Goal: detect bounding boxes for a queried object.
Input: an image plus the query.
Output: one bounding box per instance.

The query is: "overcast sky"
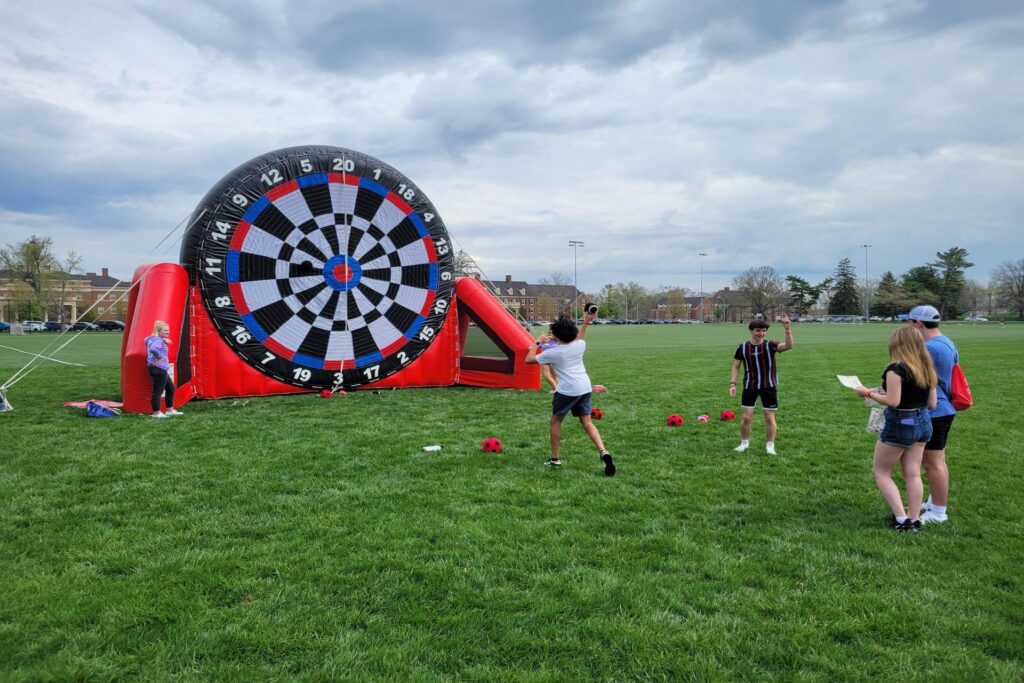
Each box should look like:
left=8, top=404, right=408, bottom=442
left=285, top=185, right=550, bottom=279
left=1, top=0, right=1021, bottom=295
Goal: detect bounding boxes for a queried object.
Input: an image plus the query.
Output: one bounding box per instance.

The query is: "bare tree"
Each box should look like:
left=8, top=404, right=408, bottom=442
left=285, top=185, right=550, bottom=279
left=0, top=235, right=59, bottom=319
left=453, top=249, right=476, bottom=278
left=992, top=259, right=1024, bottom=320
left=50, top=251, right=83, bottom=324
left=732, top=266, right=785, bottom=317
left=539, top=273, right=576, bottom=313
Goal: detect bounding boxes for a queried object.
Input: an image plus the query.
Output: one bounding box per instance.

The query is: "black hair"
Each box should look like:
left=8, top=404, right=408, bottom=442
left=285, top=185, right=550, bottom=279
left=550, top=315, right=578, bottom=343
left=748, top=319, right=769, bottom=331
left=921, top=321, right=940, bottom=330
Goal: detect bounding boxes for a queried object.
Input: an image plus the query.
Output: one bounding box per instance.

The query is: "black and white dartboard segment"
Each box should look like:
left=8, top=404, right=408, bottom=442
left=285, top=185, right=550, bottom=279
left=185, top=147, right=454, bottom=389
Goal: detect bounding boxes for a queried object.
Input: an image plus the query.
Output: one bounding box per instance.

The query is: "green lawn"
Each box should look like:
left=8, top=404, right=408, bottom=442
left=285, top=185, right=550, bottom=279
left=1, top=323, right=1022, bottom=680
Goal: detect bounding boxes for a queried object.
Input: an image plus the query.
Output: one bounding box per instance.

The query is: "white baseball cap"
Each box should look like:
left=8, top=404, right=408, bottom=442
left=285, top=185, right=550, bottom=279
left=908, top=305, right=941, bottom=322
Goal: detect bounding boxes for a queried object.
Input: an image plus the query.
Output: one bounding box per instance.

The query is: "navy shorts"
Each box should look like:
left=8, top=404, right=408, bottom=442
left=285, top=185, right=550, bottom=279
left=741, top=387, right=778, bottom=410
left=879, top=407, right=933, bottom=448
left=552, top=392, right=592, bottom=417
left=925, top=414, right=955, bottom=451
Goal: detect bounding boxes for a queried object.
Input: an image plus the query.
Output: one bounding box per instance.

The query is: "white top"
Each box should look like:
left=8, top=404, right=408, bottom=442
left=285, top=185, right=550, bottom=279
left=537, top=340, right=592, bottom=396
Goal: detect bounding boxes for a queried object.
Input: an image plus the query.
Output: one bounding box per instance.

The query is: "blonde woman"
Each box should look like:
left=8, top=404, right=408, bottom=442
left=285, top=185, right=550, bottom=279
left=145, top=320, right=182, bottom=418
left=853, top=326, right=937, bottom=532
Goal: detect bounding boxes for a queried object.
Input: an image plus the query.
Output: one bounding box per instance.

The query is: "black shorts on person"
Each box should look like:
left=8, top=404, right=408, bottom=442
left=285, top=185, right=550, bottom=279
left=926, top=414, right=955, bottom=450
left=552, top=392, right=592, bottom=417
left=741, top=387, right=778, bottom=410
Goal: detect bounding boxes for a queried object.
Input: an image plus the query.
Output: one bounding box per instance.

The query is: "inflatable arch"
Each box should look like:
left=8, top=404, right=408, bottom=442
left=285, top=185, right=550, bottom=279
left=121, top=146, right=539, bottom=413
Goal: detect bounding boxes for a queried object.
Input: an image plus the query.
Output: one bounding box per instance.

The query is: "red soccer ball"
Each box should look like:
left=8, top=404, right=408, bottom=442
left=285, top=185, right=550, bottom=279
left=666, top=414, right=684, bottom=427
left=482, top=437, right=503, bottom=453
left=319, top=389, right=333, bottom=398
left=591, top=407, right=604, bottom=420
left=720, top=410, right=736, bottom=421
left=697, top=414, right=709, bottom=423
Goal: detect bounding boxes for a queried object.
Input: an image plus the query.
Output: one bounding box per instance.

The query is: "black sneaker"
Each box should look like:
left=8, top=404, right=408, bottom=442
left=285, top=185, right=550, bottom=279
left=545, top=459, right=562, bottom=468
left=601, top=451, right=616, bottom=477
left=895, top=518, right=922, bottom=533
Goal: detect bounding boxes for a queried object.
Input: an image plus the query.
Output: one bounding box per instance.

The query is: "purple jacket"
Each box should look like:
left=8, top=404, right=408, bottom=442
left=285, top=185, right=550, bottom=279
left=145, top=335, right=170, bottom=370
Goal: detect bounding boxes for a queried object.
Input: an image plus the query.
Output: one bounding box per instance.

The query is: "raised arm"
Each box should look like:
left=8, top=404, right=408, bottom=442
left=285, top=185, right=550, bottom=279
left=576, top=311, right=596, bottom=340
left=777, top=315, right=794, bottom=351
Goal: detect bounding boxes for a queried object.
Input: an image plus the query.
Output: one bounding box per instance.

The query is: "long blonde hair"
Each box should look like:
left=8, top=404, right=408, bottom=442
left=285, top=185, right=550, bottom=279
left=151, top=320, right=169, bottom=336
left=888, top=326, right=937, bottom=389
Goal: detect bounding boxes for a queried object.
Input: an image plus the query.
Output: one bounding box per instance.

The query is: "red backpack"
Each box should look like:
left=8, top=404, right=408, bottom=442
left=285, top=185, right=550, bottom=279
left=935, top=336, right=971, bottom=411
left=949, top=362, right=973, bottom=411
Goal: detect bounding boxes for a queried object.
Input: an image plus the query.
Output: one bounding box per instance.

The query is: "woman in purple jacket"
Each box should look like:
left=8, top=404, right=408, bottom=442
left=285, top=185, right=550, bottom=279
left=145, top=320, right=182, bottom=418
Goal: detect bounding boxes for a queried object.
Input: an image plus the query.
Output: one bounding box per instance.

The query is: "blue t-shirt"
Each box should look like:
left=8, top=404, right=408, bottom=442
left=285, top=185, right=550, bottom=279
left=926, top=335, right=958, bottom=418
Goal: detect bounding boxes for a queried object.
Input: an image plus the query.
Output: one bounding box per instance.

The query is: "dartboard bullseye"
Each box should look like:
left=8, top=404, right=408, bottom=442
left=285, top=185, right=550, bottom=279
left=181, top=146, right=455, bottom=389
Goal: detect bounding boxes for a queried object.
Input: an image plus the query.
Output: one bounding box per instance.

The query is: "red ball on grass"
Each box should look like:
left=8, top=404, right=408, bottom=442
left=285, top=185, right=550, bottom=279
left=482, top=437, right=503, bottom=453
left=666, top=414, right=683, bottom=427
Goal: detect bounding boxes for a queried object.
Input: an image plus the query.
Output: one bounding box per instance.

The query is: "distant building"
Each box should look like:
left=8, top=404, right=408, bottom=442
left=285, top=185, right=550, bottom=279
left=0, top=266, right=130, bottom=323
left=471, top=274, right=586, bottom=321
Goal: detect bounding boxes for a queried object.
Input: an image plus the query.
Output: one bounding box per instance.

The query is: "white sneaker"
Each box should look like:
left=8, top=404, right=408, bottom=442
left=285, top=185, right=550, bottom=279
left=765, top=443, right=776, bottom=455
left=920, top=509, right=948, bottom=524
left=152, top=412, right=168, bottom=419
left=166, top=408, right=183, bottom=416
left=734, top=443, right=749, bottom=452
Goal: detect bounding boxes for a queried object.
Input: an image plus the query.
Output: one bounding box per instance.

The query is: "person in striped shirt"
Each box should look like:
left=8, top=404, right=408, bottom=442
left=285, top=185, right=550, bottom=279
left=728, top=315, right=793, bottom=454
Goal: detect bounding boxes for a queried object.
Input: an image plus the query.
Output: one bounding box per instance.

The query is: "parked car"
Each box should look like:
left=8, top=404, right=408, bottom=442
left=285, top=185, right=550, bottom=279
left=0, top=321, right=10, bottom=332
left=70, top=321, right=99, bottom=331
left=22, top=320, right=45, bottom=332
left=44, top=321, right=64, bottom=332
left=964, top=315, right=988, bottom=322
left=96, top=320, right=126, bottom=331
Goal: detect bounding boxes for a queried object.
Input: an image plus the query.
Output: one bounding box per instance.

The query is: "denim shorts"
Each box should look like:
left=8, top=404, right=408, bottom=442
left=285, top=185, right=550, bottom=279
left=878, top=407, right=933, bottom=448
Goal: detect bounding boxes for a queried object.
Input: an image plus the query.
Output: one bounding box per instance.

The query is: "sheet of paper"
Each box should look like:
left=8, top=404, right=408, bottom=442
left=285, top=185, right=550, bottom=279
left=836, top=375, right=862, bottom=389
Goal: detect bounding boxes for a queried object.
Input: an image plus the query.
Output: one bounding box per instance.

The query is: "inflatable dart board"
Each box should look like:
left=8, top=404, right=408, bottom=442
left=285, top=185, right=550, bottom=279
left=180, top=146, right=455, bottom=390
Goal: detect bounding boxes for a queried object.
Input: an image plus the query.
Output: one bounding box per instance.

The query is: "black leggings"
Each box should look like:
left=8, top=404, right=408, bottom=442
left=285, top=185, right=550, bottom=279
left=149, top=366, right=175, bottom=413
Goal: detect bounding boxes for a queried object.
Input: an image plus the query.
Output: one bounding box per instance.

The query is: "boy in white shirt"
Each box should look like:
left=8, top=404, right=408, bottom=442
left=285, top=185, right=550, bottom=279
left=526, top=311, right=615, bottom=476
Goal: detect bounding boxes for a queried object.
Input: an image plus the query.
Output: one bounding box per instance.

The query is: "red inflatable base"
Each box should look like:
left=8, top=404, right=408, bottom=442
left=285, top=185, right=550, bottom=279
left=121, top=266, right=539, bottom=413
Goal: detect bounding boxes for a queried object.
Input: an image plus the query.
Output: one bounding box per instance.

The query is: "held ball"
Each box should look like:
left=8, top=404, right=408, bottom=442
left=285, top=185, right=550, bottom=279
left=591, top=407, right=604, bottom=420
left=482, top=437, right=503, bottom=453
left=697, top=414, right=709, bottom=423
left=719, top=410, right=736, bottom=421
left=666, top=414, right=684, bottom=427
left=584, top=303, right=598, bottom=315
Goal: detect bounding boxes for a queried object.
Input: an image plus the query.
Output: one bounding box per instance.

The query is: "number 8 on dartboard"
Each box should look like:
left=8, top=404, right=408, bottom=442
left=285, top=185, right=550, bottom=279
left=181, top=146, right=456, bottom=390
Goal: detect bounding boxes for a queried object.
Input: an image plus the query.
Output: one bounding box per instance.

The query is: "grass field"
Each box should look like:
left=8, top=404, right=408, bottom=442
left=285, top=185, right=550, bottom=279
left=2, top=323, right=1023, bottom=680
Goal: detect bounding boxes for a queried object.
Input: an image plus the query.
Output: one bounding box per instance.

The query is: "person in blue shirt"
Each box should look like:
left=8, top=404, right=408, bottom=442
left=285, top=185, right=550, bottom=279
left=907, top=305, right=957, bottom=524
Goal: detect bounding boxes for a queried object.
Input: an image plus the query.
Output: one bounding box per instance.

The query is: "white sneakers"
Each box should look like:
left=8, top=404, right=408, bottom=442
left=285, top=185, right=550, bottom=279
left=166, top=409, right=183, bottom=416
left=733, top=442, right=776, bottom=454
left=152, top=412, right=168, bottom=419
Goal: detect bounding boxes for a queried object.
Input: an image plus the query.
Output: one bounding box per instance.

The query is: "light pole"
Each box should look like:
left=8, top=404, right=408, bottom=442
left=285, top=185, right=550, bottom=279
left=699, top=251, right=707, bottom=321
left=569, top=240, right=584, bottom=319
left=860, top=244, right=871, bottom=322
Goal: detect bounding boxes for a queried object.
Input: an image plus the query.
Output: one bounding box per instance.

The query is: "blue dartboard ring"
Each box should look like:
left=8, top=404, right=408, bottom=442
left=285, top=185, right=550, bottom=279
left=181, top=146, right=455, bottom=390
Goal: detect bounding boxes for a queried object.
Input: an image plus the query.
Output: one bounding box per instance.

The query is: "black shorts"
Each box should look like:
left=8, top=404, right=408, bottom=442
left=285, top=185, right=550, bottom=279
left=925, top=414, right=955, bottom=451
left=741, top=387, right=778, bottom=410
left=552, top=392, right=592, bottom=417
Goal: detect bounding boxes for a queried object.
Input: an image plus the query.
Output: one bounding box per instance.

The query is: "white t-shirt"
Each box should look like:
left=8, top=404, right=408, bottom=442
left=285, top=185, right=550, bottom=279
left=537, top=340, right=592, bottom=397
